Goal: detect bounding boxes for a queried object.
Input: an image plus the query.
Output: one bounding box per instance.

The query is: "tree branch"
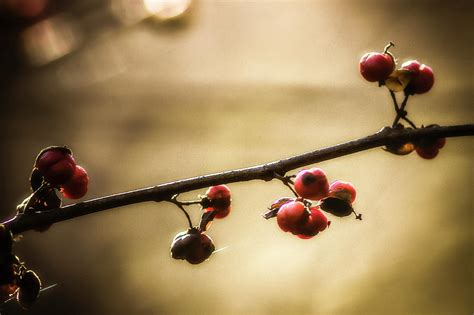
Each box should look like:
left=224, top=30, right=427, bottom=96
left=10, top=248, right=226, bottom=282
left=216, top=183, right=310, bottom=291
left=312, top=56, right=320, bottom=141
left=4, top=124, right=474, bottom=234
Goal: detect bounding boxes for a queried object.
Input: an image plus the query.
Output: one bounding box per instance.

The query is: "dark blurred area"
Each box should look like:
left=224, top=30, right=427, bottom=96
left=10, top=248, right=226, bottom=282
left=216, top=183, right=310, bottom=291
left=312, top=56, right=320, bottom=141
left=0, top=0, right=473, bottom=314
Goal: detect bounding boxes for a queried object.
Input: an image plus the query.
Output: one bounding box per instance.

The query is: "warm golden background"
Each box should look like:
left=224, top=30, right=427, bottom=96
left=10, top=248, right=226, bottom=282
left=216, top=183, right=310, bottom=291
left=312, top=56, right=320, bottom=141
left=0, top=1, right=472, bottom=314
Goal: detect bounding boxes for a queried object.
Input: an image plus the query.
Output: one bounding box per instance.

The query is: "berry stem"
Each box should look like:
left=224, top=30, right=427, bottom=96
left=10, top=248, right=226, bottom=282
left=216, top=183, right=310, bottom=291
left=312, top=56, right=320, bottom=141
left=273, top=172, right=298, bottom=197
left=383, top=41, right=395, bottom=63
left=392, top=95, right=410, bottom=127
left=168, top=194, right=193, bottom=229
left=389, top=90, right=400, bottom=112
left=383, top=41, right=395, bottom=55
left=401, top=116, right=417, bottom=129
left=19, top=182, right=51, bottom=214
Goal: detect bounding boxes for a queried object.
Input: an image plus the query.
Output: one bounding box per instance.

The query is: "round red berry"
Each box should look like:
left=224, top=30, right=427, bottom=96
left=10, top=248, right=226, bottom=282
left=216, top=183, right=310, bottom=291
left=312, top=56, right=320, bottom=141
left=401, top=60, right=434, bottom=94
left=35, top=147, right=76, bottom=185
left=415, top=146, right=439, bottom=159
left=276, top=201, right=309, bottom=233
left=415, top=136, right=446, bottom=160
left=359, top=52, right=395, bottom=82
left=328, top=180, right=356, bottom=204
left=205, top=185, right=231, bottom=211
left=60, top=165, right=89, bottom=199
left=294, top=168, right=329, bottom=201
left=296, top=207, right=329, bottom=239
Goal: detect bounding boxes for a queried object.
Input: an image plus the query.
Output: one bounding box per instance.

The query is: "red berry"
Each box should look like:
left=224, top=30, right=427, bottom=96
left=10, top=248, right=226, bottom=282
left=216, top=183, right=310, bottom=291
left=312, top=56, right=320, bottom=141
left=415, top=146, right=439, bottom=159
left=205, top=185, right=231, bottom=211
left=60, top=165, right=89, bottom=199
left=415, top=136, right=446, bottom=159
left=204, top=206, right=230, bottom=219
left=276, top=201, right=309, bottom=233
left=401, top=60, right=434, bottom=94
left=328, top=180, right=356, bottom=204
left=296, top=207, right=329, bottom=239
left=294, top=168, right=329, bottom=201
left=35, top=147, right=76, bottom=185
left=359, top=52, right=395, bottom=82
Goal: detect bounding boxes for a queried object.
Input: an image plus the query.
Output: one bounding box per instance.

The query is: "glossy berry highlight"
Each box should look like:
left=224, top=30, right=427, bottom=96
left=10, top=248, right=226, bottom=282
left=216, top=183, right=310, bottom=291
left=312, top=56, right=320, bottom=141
left=294, top=168, right=329, bottom=201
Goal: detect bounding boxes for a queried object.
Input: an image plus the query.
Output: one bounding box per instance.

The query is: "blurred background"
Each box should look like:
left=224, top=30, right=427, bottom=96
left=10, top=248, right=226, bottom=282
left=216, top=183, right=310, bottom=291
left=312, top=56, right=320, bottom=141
left=0, top=0, right=473, bottom=314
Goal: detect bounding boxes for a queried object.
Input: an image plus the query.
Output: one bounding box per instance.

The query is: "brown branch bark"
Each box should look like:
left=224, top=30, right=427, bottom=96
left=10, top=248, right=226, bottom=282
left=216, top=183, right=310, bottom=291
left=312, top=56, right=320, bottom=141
left=4, top=124, right=474, bottom=234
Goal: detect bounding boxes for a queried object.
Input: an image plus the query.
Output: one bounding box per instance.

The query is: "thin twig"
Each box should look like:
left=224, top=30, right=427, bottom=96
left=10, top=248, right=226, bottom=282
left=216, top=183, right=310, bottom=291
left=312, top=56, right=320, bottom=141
left=3, top=124, right=474, bottom=234
left=392, top=95, right=410, bottom=127
left=168, top=195, right=194, bottom=229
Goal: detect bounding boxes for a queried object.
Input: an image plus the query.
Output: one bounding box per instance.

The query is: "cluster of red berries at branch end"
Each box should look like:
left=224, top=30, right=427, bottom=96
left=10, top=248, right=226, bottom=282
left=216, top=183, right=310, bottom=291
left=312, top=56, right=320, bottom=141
left=0, top=225, right=41, bottom=310
left=359, top=42, right=434, bottom=95
left=15, top=146, right=89, bottom=232
left=384, top=124, right=447, bottom=160
left=170, top=185, right=231, bottom=264
left=264, top=168, right=359, bottom=240
left=34, top=146, right=89, bottom=199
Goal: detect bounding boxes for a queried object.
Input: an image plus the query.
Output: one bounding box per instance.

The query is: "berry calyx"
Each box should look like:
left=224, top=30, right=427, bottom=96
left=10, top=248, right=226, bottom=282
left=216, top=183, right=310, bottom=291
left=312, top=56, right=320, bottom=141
left=401, top=60, right=435, bottom=95
left=359, top=44, right=395, bottom=82
left=294, top=168, right=329, bottom=201
left=170, top=228, right=215, bottom=264
left=60, top=165, right=89, bottom=199
left=35, top=147, right=76, bottom=185
left=276, top=201, right=309, bottom=233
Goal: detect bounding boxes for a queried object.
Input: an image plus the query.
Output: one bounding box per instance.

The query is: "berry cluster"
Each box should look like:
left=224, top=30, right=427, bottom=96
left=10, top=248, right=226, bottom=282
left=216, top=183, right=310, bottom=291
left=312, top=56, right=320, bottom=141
left=170, top=185, right=231, bottom=264
left=359, top=43, right=446, bottom=160
left=359, top=42, right=434, bottom=95
left=34, top=146, right=89, bottom=199
left=384, top=124, right=447, bottom=159
left=264, top=168, right=358, bottom=239
left=14, top=147, right=90, bottom=232
left=0, top=225, right=41, bottom=310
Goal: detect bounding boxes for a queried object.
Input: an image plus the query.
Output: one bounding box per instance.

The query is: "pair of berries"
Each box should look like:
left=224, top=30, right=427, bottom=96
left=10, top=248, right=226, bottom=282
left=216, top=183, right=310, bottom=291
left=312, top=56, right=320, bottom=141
left=359, top=44, right=434, bottom=95
left=294, top=168, right=357, bottom=218
left=385, top=125, right=446, bottom=160
left=34, top=146, right=89, bottom=199
left=276, top=201, right=329, bottom=239
left=0, top=225, right=41, bottom=310
left=270, top=168, right=358, bottom=239
left=170, top=185, right=231, bottom=264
